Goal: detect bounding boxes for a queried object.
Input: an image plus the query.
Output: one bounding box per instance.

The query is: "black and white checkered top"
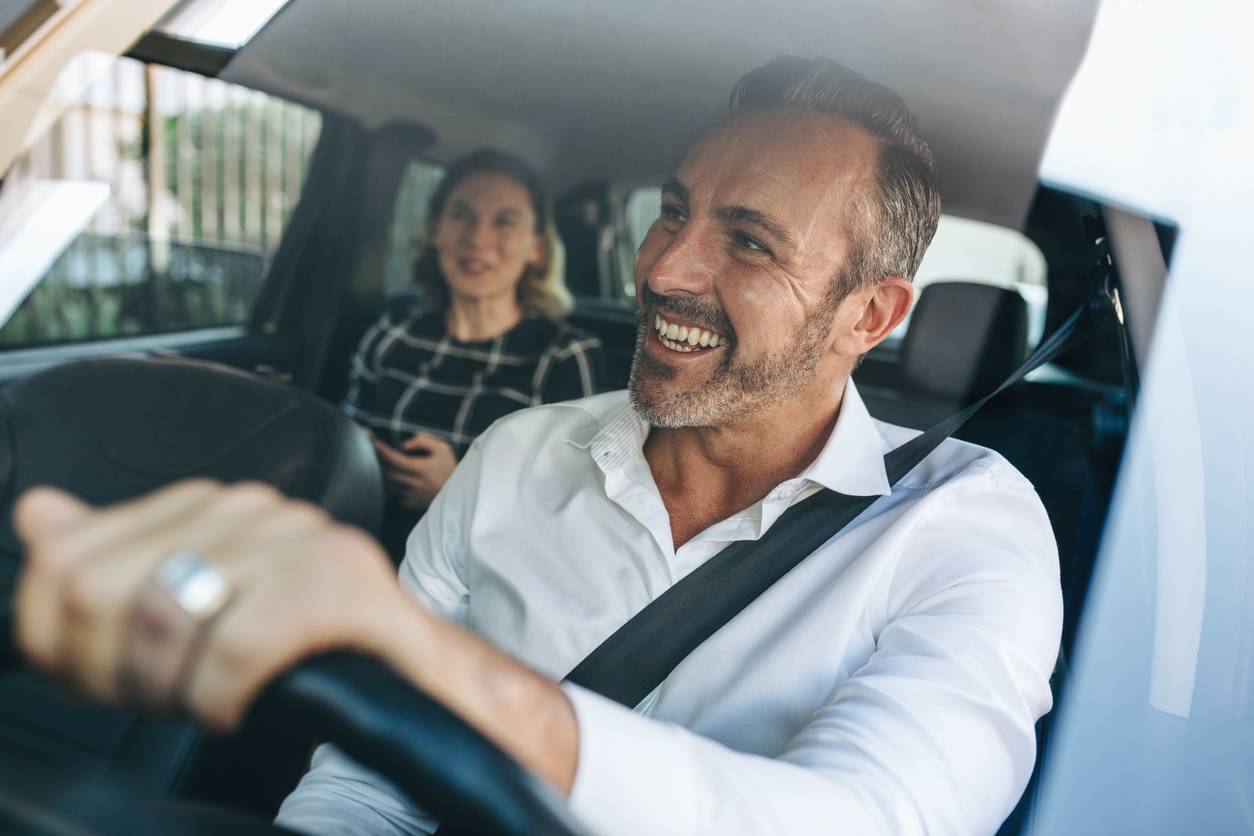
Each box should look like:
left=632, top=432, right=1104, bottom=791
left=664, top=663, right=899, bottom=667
left=343, top=306, right=606, bottom=456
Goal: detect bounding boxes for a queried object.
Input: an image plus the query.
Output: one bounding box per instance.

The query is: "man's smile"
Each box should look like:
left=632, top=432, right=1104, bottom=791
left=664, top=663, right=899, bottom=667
left=651, top=313, right=726, bottom=354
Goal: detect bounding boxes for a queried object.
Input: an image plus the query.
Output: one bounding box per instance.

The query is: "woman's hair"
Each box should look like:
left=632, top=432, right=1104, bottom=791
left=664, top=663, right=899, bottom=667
left=413, top=148, right=573, bottom=318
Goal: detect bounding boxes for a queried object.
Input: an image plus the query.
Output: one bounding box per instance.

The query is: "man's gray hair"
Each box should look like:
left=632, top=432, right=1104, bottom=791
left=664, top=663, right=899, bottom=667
left=730, top=56, right=942, bottom=293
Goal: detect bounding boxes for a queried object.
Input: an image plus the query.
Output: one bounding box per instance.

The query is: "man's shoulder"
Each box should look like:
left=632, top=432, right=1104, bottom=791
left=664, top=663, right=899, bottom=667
left=872, top=417, right=1037, bottom=497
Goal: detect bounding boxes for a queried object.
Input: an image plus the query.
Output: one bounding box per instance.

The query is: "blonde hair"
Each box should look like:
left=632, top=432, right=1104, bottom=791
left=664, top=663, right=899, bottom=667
left=413, top=148, right=573, bottom=318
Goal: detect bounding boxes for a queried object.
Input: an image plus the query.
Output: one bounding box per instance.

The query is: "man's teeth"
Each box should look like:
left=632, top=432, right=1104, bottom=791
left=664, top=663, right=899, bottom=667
left=653, top=314, right=723, bottom=353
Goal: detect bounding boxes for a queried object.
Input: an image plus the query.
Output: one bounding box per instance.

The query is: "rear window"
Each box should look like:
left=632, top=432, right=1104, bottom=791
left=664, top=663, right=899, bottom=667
left=0, top=55, right=321, bottom=348
left=381, top=159, right=444, bottom=295
left=620, top=187, right=1047, bottom=345
left=908, top=216, right=1047, bottom=345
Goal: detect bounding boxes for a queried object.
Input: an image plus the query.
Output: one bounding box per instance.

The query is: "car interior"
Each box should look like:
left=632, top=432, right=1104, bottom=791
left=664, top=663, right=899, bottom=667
left=0, top=0, right=1175, bottom=833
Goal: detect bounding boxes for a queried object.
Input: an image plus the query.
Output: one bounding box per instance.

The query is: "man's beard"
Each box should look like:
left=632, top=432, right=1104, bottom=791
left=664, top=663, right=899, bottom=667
left=628, top=288, right=840, bottom=429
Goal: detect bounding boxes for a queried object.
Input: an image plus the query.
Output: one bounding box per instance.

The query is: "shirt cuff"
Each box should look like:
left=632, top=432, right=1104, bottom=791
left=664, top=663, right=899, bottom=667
left=561, top=683, right=700, bottom=836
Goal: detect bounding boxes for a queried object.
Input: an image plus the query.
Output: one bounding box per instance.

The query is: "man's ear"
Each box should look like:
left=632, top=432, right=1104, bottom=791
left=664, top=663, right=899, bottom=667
left=847, top=277, right=913, bottom=353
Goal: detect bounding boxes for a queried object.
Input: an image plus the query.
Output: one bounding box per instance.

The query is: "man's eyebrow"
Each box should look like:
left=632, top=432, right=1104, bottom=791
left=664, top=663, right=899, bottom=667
left=715, top=205, right=795, bottom=250
left=660, top=177, right=690, bottom=203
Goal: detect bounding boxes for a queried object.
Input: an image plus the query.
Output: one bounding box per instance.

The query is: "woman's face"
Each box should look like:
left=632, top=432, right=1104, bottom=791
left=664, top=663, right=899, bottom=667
left=432, top=172, right=543, bottom=306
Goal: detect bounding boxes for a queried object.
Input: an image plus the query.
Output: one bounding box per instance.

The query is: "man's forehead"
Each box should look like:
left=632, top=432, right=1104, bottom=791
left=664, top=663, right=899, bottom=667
left=673, top=110, right=878, bottom=212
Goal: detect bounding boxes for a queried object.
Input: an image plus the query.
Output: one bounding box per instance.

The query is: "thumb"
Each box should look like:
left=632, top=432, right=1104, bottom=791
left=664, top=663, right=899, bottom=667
left=14, top=486, right=93, bottom=546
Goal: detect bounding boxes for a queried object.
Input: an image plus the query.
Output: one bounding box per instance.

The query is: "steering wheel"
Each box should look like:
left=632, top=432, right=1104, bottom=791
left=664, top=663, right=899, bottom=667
left=0, top=599, right=586, bottom=836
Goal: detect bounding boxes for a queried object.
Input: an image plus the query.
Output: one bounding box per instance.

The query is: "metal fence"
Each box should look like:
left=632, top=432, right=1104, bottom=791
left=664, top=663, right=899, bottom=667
left=0, top=56, right=321, bottom=347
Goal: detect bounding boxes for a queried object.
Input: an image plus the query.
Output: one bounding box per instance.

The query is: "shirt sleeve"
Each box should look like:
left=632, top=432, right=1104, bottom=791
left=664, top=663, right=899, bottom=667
left=274, top=442, right=486, bottom=835
left=540, top=335, right=606, bottom=403
left=560, top=479, right=1062, bottom=836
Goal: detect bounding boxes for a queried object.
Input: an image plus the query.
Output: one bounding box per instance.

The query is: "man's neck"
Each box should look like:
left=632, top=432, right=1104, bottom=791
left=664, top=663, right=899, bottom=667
left=644, top=376, right=847, bottom=548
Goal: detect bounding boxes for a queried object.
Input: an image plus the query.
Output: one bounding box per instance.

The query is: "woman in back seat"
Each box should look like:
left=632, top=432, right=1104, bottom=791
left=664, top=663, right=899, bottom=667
left=343, top=148, right=605, bottom=560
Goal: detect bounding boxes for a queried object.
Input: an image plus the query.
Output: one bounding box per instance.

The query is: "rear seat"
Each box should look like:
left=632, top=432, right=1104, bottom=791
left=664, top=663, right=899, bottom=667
left=858, top=281, right=1124, bottom=655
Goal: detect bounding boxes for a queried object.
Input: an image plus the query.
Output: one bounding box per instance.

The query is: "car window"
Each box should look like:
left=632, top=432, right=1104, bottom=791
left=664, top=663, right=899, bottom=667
left=0, top=55, right=321, bottom=349
left=381, top=158, right=444, bottom=296
left=621, top=187, right=1047, bottom=345
left=907, top=216, right=1047, bottom=345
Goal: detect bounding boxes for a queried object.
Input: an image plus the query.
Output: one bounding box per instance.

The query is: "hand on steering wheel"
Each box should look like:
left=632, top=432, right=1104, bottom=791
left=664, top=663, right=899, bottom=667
left=12, top=480, right=416, bottom=729
left=4, top=480, right=583, bottom=836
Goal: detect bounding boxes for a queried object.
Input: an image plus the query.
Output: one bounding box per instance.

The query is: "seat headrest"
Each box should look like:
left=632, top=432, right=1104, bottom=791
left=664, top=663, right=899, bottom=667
left=901, top=282, right=1029, bottom=402
left=0, top=356, right=383, bottom=560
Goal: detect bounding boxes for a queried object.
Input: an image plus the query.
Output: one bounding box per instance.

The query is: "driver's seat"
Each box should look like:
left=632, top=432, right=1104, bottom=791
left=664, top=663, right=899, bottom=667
left=0, top=355, right=384, bottom=814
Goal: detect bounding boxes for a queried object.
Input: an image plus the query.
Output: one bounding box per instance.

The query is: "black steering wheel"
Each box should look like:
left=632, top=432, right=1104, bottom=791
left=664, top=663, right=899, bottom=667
left=0, top=600, right=586, bottom=836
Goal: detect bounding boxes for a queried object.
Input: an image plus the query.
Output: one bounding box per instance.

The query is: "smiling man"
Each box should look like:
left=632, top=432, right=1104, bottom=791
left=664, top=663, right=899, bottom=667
left=14, top=57, right=1060, bottom=835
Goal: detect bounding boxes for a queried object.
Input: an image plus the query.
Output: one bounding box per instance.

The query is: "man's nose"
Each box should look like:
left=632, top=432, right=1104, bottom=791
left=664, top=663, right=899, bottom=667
left=645, top=224, right=717, bottom=298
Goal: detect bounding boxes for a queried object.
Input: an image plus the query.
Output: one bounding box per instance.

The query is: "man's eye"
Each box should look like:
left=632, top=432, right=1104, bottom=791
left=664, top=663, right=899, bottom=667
left=659, top=203, right=686, bottom=223
left=732, top=231, right=771, bottom=255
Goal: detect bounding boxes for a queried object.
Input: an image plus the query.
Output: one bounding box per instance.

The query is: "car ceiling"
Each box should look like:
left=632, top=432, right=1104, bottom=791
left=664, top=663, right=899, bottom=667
left=221, top=0, right=1098, bottom=229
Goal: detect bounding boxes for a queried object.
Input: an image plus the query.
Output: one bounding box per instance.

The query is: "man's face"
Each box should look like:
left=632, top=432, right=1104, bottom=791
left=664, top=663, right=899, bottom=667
left=629, top=110, right=880, bottom=428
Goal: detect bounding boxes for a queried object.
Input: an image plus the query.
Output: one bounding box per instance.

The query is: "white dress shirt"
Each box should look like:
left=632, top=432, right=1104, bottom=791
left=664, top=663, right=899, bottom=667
left=276, top=380, right=1062, bottom=836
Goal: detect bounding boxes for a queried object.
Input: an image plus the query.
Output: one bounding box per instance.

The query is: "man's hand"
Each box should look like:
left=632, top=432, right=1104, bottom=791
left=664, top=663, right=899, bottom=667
left=12, top=481, right=419, bottom=729
left=11, top=480, right=578, bottom=790
left=372, top=432, right=458, bottom=510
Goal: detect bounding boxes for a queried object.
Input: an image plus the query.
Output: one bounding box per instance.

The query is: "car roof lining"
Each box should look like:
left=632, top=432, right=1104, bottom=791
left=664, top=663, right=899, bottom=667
left=219, top=0, right=1098, bottom=230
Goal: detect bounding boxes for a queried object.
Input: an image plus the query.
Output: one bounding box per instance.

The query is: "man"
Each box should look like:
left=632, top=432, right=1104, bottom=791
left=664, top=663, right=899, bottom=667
left=13, top=57, right=1060, bottom=835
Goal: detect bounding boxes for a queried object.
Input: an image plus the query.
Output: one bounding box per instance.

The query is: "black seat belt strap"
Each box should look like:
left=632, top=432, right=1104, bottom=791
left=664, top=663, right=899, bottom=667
left=564, top=301, right=1096, bottom=709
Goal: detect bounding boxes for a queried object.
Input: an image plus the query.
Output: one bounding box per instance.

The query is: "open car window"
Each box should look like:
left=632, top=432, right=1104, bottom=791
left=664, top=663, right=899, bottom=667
left=0, top=53, right=320, bottom=349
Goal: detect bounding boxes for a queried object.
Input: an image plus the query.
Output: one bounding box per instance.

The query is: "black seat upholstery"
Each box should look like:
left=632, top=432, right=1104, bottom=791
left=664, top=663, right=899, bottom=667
left=0, top=355, right=383, bottom=812
left=864, top=281, right=1029, bottom=428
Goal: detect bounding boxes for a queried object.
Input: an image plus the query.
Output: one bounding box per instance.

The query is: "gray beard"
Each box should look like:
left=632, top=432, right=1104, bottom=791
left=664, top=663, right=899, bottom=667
left=627, top=307, right=836, bottom=429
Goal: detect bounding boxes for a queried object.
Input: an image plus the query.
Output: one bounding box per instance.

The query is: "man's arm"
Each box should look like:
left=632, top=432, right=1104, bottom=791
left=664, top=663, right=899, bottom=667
left=277, top=437, right=526, bottom=836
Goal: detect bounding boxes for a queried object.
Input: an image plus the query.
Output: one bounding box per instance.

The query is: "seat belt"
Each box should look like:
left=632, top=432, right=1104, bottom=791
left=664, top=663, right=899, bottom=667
left=563, top=297, right=1101, bottom=709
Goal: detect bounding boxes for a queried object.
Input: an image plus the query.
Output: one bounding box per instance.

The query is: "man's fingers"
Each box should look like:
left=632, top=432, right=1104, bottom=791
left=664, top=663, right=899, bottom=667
left=22, top=480, right=222, bottom=574
left=183, top=525, right=397, bottom=729
left=52, top=483, right=279, bottom=699
left=14, top=486, right=94, bottom=545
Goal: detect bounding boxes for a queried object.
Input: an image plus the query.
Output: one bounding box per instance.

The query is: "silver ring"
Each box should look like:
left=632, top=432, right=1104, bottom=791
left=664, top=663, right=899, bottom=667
left=152, top=549, right=232, bottom=623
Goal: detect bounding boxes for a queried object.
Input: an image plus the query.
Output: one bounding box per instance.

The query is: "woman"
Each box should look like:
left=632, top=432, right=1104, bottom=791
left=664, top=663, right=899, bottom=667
left=344, top=148, right=605, bottom=559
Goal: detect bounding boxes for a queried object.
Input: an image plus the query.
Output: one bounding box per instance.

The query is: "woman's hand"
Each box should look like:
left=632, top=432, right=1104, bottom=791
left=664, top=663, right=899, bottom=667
left=371, top=432, right=458, bottom=510
left=12, top=481, right=429, bottom=730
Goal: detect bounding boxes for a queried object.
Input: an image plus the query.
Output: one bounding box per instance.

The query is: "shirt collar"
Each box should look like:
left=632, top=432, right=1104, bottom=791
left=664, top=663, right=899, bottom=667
left=796, top=378, right=892, bottom=497
left=573, top=379, right=891, bottom=498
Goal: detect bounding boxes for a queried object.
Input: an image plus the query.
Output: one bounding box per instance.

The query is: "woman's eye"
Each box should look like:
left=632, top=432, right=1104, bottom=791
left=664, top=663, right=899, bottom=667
left=495, top=216, right=517, bottom=228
